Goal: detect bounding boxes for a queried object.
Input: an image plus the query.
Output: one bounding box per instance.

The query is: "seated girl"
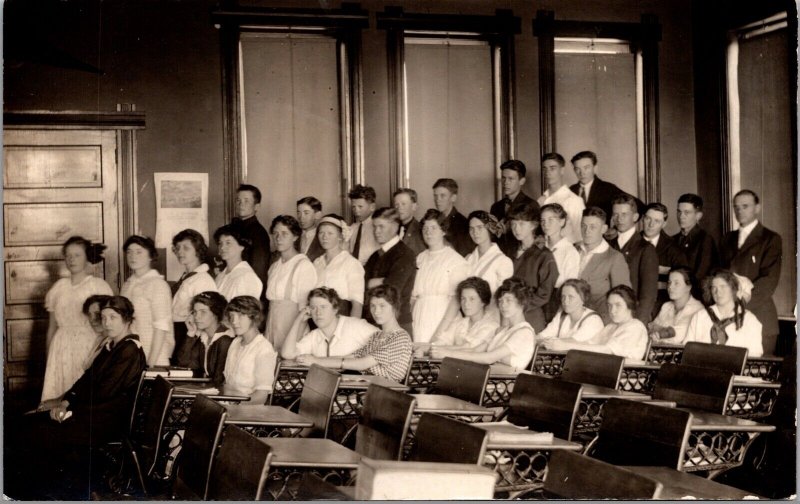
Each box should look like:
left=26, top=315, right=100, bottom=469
left=685, top=269, right=763, bottom=357
left=544, top=285, right=648, bottom=361
left=423, top=277, right=499, bottom=356
left=174, top=291, right=234, bottom=386
left=223, top=296, right=277, bottom=404
left=295, top=285, right=413, bottom=383
left=538, top=278, right=605, bottom=344
left=431, top=277, right=536, bottom=371
left=281, top=287, right=378, bottom=360
left=648, top=268, right=704, bottom=344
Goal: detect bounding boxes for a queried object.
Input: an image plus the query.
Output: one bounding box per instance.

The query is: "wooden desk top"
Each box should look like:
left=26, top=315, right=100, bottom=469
left=224, top=405, right=314, bottom=428
left=259, top=438, right=361, bottom=468
left=488, top=364, right=526, bottom=379
left=733, top=376, right=782, bottom=388
left=622, top=465, right=761, bottom=499
left=409, top=394, right=493, bottom=416
left=685, top=409, right=776, bottom=432
left=276, top=360, right=308, bottom=372
left=338, top=374, right=409, bottom=391
left=170, top=382, right=251, bottom=402
left=579, top=383, right=651, bottom=400
left=484, top=433, right=582, bottom=452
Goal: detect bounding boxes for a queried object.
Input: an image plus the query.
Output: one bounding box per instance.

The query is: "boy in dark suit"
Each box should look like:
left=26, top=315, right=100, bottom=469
left=721, top=190, right=782, bottom=355
left=641, top=202, right=689, bottom=314
left=432, top=178, right=471, bottom=256
left=296, top=196, right=325, bottom=262
left=393, top=188, right=425, bottom=256
left=569, top=151, right=644, bottom=224
left=490, top=159, right=537, bottom=256
left=672, top=193, right=720, bottom=298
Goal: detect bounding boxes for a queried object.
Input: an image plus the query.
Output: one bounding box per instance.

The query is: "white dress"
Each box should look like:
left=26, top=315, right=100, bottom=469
left=465, top=243, right=514, bottom=294
left=215, top=260, right=263, bottom=301
left=411, top=247, right=469, bottom=343
left=685, top=306, right=763, bottom=357
left=171, top=263, right=218, bottom=322
left=121, top=269, right=174, bottom=366
left=265, top=254, right=317, bottom=350
left=313, top=250, right=365, bottom=306
left=41, top=275, right=113, bottom=401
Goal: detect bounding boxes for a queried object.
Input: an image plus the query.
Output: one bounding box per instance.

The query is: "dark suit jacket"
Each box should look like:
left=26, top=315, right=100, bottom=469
left=491, top=192, right=536, bottom=257
left=305, top=234, right=325, bottom=263
left=721, top=223, right=782, bottom=338
left=611, top=232, right=659, bottom=323
left=512, top=245, right=559, bottom=333
left=569, top=177, right=644, bottom=223
left=400, top=218, right=426, bottom=256
left=230, top=215, right=271, bottom=299
left=672, top=225, right=719, bottom=298
left=364, top=240, right=417, bottom=325
left=444, top=208, right=472, bottom=257
left=644, top=230, right=689, bottom=314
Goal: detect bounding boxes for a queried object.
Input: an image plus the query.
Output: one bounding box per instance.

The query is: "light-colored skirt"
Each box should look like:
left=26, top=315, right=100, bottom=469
left=266, top=299, right=299, bottom=352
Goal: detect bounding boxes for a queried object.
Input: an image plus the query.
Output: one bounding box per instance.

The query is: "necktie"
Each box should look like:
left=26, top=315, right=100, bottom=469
left=352, top=223, right=363, bottom=259
left=503, top=198, right=512, bottom=215
left=579, top=186, right=587, bottom=203
left=378, top=248, right=385, bottom=257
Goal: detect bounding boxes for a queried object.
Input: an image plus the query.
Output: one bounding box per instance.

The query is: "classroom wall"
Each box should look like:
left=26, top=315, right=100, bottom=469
left=4, top=0, right=697, bottom=240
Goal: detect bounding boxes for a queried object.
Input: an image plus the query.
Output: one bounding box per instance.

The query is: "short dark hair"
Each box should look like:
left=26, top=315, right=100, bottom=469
left=582, top=206, right=607, bottom=222
left=213, top=225, right=252, bottom=254
left=270, top=215, right=302, bottom=237
left=63, top=236, right=106, bottom=264
left=677, top=193, right=704, bottom=211
left=495, top=277, right=534, bottom=309
left=644, top=202, right=669, bottom=220
left=420, top=208, right=450, bottom=234
left=668, top=267, right=696, bottom=290
left=237, top=184, right=262, bottom=204
left=499, top=159, right=527, bottom=178
left=541, top=153, right=565, bottom=167
left=507, top=201, right=540, bottom=223
left=225, top=296, right=263, bottom=326
left=393, top=188, right=418, bottom=203
left=123, top=235, right=158, bottom=260
left=432, top=178, right=459, bottom=194
left=367, top=284, right=401, bottom=314
left=297, top=196, right=323, bottom=212
left=611, top=194, right=639, bottom=213
left=457, top=277, right=492, bottom=307
left=172, top=229, right=209, bottom=263
left=560, top=278, right=592, bottom=305
left=348, top=184, right=376, bottom=203
left=101, top=295, right=136, bottom=323
left=82, top=294, right=112, bottom=316
left=733, top=189, right=760, bottom=204
left=191, top=291, right=228, bottom=322
left=307, top=287, right=342, bottom=311
left=607, top=285, right=638, bottom=312
left=373, top=207, right=402, bottom=226
left=571, top=151, right=597, bottom=165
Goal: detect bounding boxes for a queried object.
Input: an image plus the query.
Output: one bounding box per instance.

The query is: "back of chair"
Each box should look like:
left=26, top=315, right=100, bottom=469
left=507, top=373, right=582, bottom=441
left=355, top=385, right=416, bottom=460
left=682, top=342, right=748, bottom=375
left=590, top=398, right=692, bottom=470
left=208, top=425, right=274, bottom=501
left=298, top=364, right=341, bottom=438
left=139, top=376, right=174, bottom=475
left=653, top=363, right=734, bottom=414
left=434, top=357, right=490, bottom=405
left=560, top=350, right=624, bottom=389
left=545, top=450, right=663, bottom=499
left=410, top=413, right=488, bottom=465
left=176, top=395, right=228, bottom=499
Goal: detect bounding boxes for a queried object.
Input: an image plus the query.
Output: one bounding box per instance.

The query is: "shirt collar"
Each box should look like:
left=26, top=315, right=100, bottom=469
left=543, top=184, right=568, bottom=199
left=381, top=235, right=401, bottom=252
left=580, top=239, right=609, bottom=256
left=192, top=263, right=210, bottom=274
left=579, top=179, right=594, bottom=191
left=642, top=231, right=660, bottom=247
left=548, top=236, right=572, bottom=252
left=616, top=226, right=637, bottom=249
left=738, top=219, right=758, bottom=236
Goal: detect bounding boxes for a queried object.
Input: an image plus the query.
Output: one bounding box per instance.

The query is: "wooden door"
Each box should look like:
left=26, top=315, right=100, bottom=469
left=3, top=129, right=121, bottom=395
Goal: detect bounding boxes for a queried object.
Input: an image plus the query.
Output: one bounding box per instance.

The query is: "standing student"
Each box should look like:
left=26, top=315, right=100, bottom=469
left=213, top=225, right=263, bottom=301
left=465, top=210, right=514, bottom=295
left=569, top=151, right=643, bottom=224
left=538, top=153, right=585, bottom=243
left=672, top=193, right=720, bottom=298
left=393, top=188, right=426, bottom=256
left=363, top=207, right=417, bottom=332
left=540, top=203, right=581, bottom=321
left=297, top=196, right=325, bottom=262
left=229, top=184, right=271, bottom=297
left=432, top=178, right=472, bottom=256
left=641, top=203, right=689, bottom=315
left=577, top=207, right=631, bottom=321
left=490, top=159, right=537, bottom=256
left=720, top=190, right=782, bottom=355
left=609, top=194, right=659, bottom=323
left=348, top=184, right=379, bottom=265
left=313, top=214, right=365, bottom=317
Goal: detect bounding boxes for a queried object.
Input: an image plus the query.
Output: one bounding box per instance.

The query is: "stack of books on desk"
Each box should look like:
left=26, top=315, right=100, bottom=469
left=174, top=383, right=220, bottom=395
left=145, top=367, right=195, bottom=378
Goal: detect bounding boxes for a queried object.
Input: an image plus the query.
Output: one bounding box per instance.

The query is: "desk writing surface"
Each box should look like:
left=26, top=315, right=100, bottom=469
left=339, top=374, right=408, bottom=391
left=259, top=438, right=361, bottom=468
left=733, top=376, right=781, bottom=388
left=410, top=394, right=493, bottom=416
left=685, top=409, right=776, bottom=432
left=579, top=383, right=651, bottom=400
left=489, top=364, right=526, bottom=378
left=622, top=465, right=761, bottom=499
left=276, top=360, right=308, bottom=371
left=224, top=404, right=314, bottom=427
left=170, top=382, right=251, bottom=401
left=484, top=434, right=582, bottom=452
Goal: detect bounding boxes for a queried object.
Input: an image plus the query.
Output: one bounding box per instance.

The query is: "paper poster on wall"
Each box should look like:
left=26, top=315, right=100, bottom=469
left=154, top=172, right=209, bottom=281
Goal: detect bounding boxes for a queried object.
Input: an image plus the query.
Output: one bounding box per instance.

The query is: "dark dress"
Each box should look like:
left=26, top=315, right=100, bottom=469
left=173, top=325, right=234, bottom=386
left=490, top=191, right=536, bottom=257
left=512, top=245, right=559, bottom=332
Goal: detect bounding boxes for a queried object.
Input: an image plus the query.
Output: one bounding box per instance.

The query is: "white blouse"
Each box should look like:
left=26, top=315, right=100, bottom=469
left=172, top=263, right=218, bottom=322
left=685, top=306, right=763, bottom=357
left=465, top=243, right=514, bottom=294
left=224, top=334, right=277, bottom=393
left=120, top=269, right=174, bottom=365
left=650, top=297, right=705, bottom=344
left=266, top=254, right=317, bottom=307
left=313, top=250, right=365, bottom=305
left=295, top=316, right=378, bottom=357
left=588, top=319, right=649, bottom=360
left=548, top=237, right=581, bottom=288
left=215, top=261, right=263, bottom=301
left=538, top=185, right=586, bottom=244
left=486, top=321, right=536, bottom=370
left=538, top=308, right=604, bottom=342
left=432, top=313, right=499, bottom=348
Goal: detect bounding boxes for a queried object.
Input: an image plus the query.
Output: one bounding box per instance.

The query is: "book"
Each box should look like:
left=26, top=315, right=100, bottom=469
left=476, top=421, right=554, bottom=444
left=145, top=367, right=196, bottom=378
left=174, top=383, right=220, bottom=395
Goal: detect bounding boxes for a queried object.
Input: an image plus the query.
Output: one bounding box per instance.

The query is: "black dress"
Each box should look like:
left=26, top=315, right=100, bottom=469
left=173, top=325, right=234, bottom=386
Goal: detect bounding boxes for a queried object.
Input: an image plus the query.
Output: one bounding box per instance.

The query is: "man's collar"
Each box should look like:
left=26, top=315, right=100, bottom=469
left=616, top=226, right=637, bottom=248
left=738, top=219, right=758, bottom=234
left=381, top=235, right=401, bottom=252
left=581, top=239, right=609, bottom=255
